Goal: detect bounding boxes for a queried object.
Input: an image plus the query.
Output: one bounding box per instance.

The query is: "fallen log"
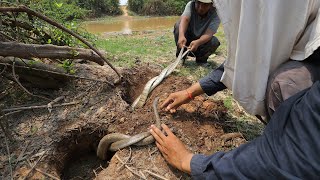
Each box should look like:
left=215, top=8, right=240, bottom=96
left=0, top=41, right=105, bottom=65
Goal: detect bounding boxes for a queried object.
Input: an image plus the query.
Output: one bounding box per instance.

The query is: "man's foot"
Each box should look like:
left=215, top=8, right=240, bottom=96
left=195, top=56, right=209, bottom=64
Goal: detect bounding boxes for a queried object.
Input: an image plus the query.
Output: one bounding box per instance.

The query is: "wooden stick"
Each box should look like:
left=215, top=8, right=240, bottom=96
left=115, top=154, right=146, bottom=180
left=34, top=168, right=60, bottom=180
left=2, top=101, right=79, bottom=113
left=4, top=136, right=13, bottom=180
left=144, top=170, right=169, bottom=180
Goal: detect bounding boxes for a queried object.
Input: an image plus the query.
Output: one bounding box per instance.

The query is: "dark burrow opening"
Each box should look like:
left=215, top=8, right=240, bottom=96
left=53, top=128, right=114, bottom=180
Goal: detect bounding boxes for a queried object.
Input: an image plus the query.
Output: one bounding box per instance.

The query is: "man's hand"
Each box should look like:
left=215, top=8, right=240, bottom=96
left=150, top=124, right=194, bottom=174
left=178, top=35, right=187, bottom=49
left=189, top=40, right=201, bottom=52
left=161, top=90, right=191, bottom=113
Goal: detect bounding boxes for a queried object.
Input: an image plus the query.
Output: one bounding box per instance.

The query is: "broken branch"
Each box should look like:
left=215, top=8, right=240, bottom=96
left=0, top=41, right=105, bottom=65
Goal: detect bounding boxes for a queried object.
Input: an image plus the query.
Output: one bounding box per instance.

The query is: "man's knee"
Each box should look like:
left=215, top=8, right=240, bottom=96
left=266, top=61, right=314, bottom=116
left=211, top=36, right=220, bottom=49
left=197, top=36, right=220, bottom=57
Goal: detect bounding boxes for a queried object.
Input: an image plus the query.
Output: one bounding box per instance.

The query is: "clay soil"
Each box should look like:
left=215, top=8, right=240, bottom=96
left=0, top=62, right=251, bottom=179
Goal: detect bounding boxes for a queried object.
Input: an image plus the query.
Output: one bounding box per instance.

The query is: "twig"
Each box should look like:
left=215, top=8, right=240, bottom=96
left=0, top=112, right=13, bottom=141
left=34, top=168, right=60, bottom=180
left=0, top=5, right=122, bottom=83
left=23, top=150, right=46, bottom=180
left=47, top=96, right=64, bottom=113
left=25, top=159, right=60, bottom=180
left=144, top=170, right=169, bottom=180
left=12, top=60, right=52, bottom=101
left=0, top=28, right=16, bottom=41
left=0, top=110, right=21, bottom=119
left=0, top=1, right=16, bottom=6
left=117, top=147, right=132, bottom=171
left=0, top=63, right=7, bottom=75
left=14, top=140, right=30, bottom=167
left=2, top=101, right=79, bottom=113
left=139, top=170, right=147, bottom=179
left=115, top=154, right=146, bottom=180
left=4, top=136, right=13, bottom=180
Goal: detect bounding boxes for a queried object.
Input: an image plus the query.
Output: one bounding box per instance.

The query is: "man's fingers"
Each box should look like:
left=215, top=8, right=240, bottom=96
left=150, top=125, right=167, bottom=143
left=161, top=124, right=175, bottom=137
left=160, top=98, right=173, bottom=110
left=156, top=141, right=168, bottom=155
left=166, top=100, right=180, bottom=111
left=150, top=126, right=164, bottom=145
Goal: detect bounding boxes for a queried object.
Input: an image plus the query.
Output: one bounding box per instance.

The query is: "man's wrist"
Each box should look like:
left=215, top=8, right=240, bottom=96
left=181, top=153, right=194, bottom=174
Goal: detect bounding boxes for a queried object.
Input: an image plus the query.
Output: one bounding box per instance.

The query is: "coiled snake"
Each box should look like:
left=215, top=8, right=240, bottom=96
left=97, top=97, right=162, bottom=160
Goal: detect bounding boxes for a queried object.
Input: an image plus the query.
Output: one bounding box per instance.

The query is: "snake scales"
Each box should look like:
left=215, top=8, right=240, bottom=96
left=97, top=97, right=162, bottom=160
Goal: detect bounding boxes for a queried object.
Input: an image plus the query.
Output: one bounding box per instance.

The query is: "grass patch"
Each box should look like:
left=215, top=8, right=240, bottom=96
left=96, top=30, right=175, bottom=67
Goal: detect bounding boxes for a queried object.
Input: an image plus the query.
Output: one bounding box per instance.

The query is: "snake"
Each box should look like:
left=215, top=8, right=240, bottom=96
left=97, top=97, right=162, bottom=160
left=131, top=48, right=190, bottom=109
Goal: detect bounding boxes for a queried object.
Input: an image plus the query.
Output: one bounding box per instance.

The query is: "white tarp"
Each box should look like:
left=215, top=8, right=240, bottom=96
left=214, top=0, right=320, bottom=116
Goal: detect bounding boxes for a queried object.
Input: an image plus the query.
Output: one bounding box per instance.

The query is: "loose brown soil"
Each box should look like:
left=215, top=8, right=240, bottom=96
left=0, top=62, right=257, bottom=179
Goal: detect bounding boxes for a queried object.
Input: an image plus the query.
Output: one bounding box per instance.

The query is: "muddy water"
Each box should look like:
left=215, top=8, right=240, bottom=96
left=82, top=16, right=179, bottom=34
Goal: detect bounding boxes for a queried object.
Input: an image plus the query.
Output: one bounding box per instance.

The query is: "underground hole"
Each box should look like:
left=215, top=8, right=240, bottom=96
left=61, top=147, right=114, bottom=180
left=52, top=128, right=114, bottom=180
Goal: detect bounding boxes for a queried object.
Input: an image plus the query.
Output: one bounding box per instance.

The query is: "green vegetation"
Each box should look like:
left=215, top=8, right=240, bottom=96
left=96, top=25, right=226, bottom=80
left=128, top=0, right=189, bottom=16
left=3, top=0, right=99, bottom=47
left=16, top=0, right=121, bottom=18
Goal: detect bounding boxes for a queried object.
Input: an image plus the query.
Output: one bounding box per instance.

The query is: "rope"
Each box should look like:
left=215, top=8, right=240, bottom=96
left=97, top=97, right=162, bottom=160
left=131, top=47, right=190, bottom=109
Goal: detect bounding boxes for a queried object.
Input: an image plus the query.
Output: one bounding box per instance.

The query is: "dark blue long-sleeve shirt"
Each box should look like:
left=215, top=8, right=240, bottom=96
left=190, top=81, right=320, bottom=179
left=199, top=63, right=226, bottom=96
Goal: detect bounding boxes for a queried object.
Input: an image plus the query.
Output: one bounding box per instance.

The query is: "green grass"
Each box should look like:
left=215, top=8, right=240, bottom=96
left=95, top=30, right=175, bottom=67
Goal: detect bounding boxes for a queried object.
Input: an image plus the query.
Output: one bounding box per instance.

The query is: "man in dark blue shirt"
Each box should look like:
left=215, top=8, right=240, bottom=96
left=150, top=81, right=320, bottom=179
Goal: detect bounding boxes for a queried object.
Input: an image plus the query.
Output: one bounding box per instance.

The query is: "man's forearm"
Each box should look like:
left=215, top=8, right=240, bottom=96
left=196, top=33, right=213, bottom=46
left=186, top=82, right=205, bottom=98
left=179, top=16, right=190, bottom=38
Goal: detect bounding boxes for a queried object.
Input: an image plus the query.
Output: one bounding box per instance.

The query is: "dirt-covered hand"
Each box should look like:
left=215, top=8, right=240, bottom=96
left=189, top=40, right=200, bottom=52
left=178, top=35, right=187, bottom=49
left=150, top=124, right=193, bottom=174
left=160, top=90, right=191, bottom=113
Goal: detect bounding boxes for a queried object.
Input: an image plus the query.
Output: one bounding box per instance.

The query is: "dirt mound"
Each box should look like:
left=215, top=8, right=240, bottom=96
left=0, top=63, right=247, bottom=179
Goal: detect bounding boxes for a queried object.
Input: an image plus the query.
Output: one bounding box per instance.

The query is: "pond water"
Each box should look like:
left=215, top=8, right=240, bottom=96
left=82, top=16, right=179, bottom=34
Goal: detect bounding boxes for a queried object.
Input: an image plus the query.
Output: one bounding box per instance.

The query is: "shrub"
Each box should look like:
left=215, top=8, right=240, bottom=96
left=128, top=0, right=190, bottom=16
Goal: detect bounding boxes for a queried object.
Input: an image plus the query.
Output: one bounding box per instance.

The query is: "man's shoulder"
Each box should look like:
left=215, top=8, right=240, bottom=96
left=185, top=1, right=193, bottom=9
left=209, top=7, right=218, bottom=16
